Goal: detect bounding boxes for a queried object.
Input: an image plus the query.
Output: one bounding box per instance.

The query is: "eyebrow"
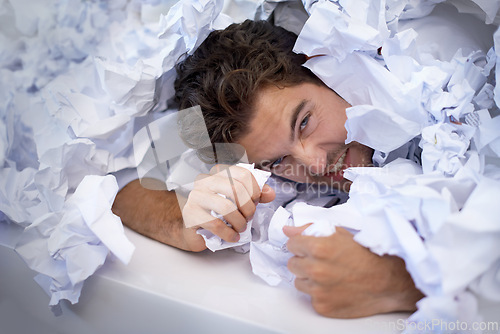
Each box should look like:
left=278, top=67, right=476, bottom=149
left=290, top=99, right=308, bottom=141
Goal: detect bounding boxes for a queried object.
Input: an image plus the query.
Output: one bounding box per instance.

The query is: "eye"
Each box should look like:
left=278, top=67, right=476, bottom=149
left=299, top=114, right=310, bottom=131
left=270, top=156, right=284, bottom=169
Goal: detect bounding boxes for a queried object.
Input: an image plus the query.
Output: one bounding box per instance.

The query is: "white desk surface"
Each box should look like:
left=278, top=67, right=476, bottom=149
left=2, top=227, right=499, bottom=334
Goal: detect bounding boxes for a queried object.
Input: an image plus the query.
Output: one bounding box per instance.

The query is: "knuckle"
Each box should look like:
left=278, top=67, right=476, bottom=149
left=185, top=191, right=204, bottom=210
left=309, top=242, right=329, bottom=258
left=233, top=222, right=247, bottom=233
left=308, top=265, right=326, bottom=281
left=232, top=181, right=246, bottom=196
left=219, top=201, right=236, bottom=215
left=211, top=222, right=238, bottom=241
left=198, top=216, right=218, bottom=228
left=287, top=256, right=298, bottom=272
left=232, top=166, right=253, bottom=184
left=187, top=189, right=202, bottom=201
left=239, top=199, right=255, bottom=216
left=285, top=239, right=297, bottom=253
left=209, top=220, right=228, bottom=234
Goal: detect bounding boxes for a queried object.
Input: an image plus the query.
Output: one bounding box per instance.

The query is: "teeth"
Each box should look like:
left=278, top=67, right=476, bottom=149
left=329, top=152, right=347, bottom=174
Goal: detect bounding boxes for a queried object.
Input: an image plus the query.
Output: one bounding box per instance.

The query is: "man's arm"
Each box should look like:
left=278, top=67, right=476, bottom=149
left=112, top=179, right=207, bottom=252
left=112, top=166, right=276, bottom=252
left=284, top=225, right=424, bottom=318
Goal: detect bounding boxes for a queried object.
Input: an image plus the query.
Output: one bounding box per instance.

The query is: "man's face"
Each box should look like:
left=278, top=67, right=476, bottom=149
left=238, top=82, right=374, bottom=192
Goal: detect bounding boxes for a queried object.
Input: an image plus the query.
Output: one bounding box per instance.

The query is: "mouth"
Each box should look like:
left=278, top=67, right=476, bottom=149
left=326, top=151, right=347, bottom=175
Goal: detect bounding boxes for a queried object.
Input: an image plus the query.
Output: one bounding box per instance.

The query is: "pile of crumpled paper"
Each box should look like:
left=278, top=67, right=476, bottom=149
left=0, top=0, right=241, bottom=314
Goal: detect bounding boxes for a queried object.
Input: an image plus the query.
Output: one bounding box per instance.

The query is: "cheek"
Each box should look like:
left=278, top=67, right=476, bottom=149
left=329, top=106, right=348, bottom=137
left=316, top=108, right=348, bottom=141
left=315, top=120, right=347, bottom=145
left=331, top=115, right=348, bottom=139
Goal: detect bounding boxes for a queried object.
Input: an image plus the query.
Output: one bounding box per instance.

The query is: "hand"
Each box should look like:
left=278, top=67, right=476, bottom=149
left=283, top=225, right=424, bottom=318
left=182, top=164, right=275, bottom=243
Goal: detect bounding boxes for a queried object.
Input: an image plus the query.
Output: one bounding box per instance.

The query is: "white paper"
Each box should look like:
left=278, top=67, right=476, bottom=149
left=249, top=206, right=294, bottom=286
left=15, top=175, right=134, bottom=313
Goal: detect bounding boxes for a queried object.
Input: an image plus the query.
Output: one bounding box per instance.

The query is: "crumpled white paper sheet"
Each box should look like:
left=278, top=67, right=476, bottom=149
left=250, top=206, right=295, bottom=286
left=0, top=0, right=243, bottom=313
left=254, top=0, right=309, bottom=35
left=197, top=163, right=272, bottom=252
left=15, top=175, right=135, bottom=314
left=451, top=0, right=500, bottom=25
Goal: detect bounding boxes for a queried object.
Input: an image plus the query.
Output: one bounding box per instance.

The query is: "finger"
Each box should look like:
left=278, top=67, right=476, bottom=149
left=287, top=255, right=312, bottom=279
left=182, top=196, right=226, bottom=228
left=259, top=184, right=276, bottom=203
left=288, top=254, right=337, bottom=285
left=227, top=177, right=257, bottom=220
left=210, top=169, right=262, bottom=220
left=183, top=206, right=242, bottom=243
left=200, top=219, right=240, bottom=243
left=294, top=277, right=314, bottom=295
left=212, top=165, right=263, bottom=202
left=221, top=209, right=248, bottom=233
left=209, top=176, right=257, bottom=221
left=286, top=234, right=332, bottom=258
left=195, top=174, right=254, bottom=216
left=189, top=189, right=248, bottom=232
left=283, top=224, right=312, bottom=238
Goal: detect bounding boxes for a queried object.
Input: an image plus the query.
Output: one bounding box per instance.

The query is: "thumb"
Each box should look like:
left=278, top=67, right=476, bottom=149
left=283, top=223, right=313, bottom=237
left=259, top=184, right=276, bottom=203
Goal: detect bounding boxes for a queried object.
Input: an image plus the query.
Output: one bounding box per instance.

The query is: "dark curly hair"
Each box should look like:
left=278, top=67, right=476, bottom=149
left=174, top=19, right=322, bottom=163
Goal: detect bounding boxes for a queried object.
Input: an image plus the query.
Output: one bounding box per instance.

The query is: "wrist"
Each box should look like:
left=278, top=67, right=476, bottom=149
left=180, top=226, right=207, bottom=252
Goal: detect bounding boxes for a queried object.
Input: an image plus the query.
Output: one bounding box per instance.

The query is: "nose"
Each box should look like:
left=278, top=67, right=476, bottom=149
left=291, top=144, right=327, bottom=176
